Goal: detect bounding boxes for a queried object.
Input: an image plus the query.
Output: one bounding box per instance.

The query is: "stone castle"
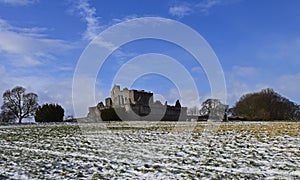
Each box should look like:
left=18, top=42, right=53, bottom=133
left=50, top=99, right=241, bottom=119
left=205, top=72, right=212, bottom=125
left=87, top=85, right=187, bottom=121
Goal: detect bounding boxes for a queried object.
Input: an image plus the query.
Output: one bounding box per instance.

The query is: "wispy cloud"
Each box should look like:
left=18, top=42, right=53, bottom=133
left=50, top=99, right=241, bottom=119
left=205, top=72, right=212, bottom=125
left=258, top=37, right=300, bottom=67
left=191, top=66, right=205, bottom=74
left=0, top=18, right=73, bottom=67
left=277, top=73, right=300, bottom=103
left=196, top=0, right=222, bottom=14
left=0, top=14, right=77, bottom=116
left=0, top=0, right=38, bottom=6
left=74, top=0, right=102, bottom=41
left=169, top=5, right=192, bottom=18
left=168, top=0, right=236, bottom=17
left=232, top=66, right=258, bottom=77
left=226, top=66, right=264, bottom=105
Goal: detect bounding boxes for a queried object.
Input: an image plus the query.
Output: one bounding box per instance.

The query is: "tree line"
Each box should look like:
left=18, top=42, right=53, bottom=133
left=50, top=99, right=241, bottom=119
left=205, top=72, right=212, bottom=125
left=1, top=86, right=299, bottom=123
left=0, top=86, right=65, bottom=123
left=195, top=88, right=300, bottom=121
left=230, top=88, right=300, bottom=121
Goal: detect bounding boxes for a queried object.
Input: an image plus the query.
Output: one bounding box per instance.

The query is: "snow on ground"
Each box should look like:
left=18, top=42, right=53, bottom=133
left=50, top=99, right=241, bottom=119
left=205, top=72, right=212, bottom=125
left=0, top=122, right=299, bottom=179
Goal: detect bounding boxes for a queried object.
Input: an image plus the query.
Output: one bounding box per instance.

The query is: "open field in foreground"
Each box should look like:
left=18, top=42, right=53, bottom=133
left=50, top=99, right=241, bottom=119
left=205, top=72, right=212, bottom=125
left=0, top=121, right=299, bottom=179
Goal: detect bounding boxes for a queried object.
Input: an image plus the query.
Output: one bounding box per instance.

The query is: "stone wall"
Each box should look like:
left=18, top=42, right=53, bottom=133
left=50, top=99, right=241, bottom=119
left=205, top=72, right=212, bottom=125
left=87, top=85, right=188, bottom=121
left=111, top=85, right=153, bottom=107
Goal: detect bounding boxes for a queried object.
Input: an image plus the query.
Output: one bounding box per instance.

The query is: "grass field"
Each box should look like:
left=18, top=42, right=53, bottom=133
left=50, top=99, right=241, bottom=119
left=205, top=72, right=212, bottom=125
left=0, top=121, right=299, bottom=179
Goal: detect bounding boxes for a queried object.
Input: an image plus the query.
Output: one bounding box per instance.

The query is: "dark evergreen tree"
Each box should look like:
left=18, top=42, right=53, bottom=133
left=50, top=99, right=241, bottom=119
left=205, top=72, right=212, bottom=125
left=175, top=100, right=181, bottom=108
left=35, top=104, right=64, bottom=122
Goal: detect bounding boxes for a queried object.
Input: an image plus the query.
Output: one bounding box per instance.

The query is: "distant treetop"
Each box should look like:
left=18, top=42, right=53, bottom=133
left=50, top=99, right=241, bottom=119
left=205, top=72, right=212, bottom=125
left=231, top=88, right=300, bottom=120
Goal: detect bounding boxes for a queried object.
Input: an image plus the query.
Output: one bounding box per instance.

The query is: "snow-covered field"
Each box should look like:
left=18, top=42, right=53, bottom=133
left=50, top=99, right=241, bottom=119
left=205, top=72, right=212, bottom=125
left=0, top=121, right=299, bottom=179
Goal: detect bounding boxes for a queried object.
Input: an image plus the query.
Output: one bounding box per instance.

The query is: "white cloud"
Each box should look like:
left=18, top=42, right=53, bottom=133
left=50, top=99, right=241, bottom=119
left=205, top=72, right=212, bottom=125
left=0, top=18, right=73, bottom=67
left=225, top=66, right=267, bottom=105
left=22, top=55, right=41, bottom=66
left=72, top=75, right=109, bottom=117
left=112, top=15, right=138, bottom=24
left=225, top=64, right=300, bottom=106
left=0, top=65, right=5, bottom=74
left=169, top=5, right=192, bottom=18
left=92, top=37, right=117, bottom=51
left=226, top=80, right=273, bottom=106
left=232, top=66, right=258, bottom=77
left=0, top=75, right=76, bottom=117
left=277, top=73, right=300, bottom=104
left=168, top=0, right=238, bottom=17
left=163, top=88, right=202, bottom=108
left=75, top=0, right=102, bottom=41
left=0, top=65, right=8, bottom=94
left=191, top=66, right=205, bottom=74
left=226, top=80, right=252, bottom=104
left=36, top=79, right=76, bottom=116
left=0, top=73, right=108, bottom=118
left=0, top=0, right=37, bottom=6
left=258, top=37, right=300, bottom=67
left=0, top=18, right=77, bottom=118
left=196, top=0, right=222, bottom=14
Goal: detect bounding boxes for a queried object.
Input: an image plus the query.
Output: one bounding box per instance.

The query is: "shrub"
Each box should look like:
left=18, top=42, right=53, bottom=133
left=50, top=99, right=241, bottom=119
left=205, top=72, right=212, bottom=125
left=35, top=104, right=64, bottom=122
left=232, top=88, right=300, bottom=120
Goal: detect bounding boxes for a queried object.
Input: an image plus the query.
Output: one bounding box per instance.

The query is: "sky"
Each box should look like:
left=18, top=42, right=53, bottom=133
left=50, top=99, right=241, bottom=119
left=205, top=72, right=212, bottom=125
left=0, top=0, right=300, bottom=117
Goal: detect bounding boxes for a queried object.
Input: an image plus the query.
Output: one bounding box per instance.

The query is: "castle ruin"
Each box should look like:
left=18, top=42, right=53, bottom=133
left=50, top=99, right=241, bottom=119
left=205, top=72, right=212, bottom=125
left=87, top=85, right=187, bottom=121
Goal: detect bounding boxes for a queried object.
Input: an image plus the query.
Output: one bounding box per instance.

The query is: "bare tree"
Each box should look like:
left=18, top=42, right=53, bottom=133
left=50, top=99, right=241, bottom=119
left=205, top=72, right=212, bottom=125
left=199, top=99, right=227, bottom=121
left=1, top=86, right=38, bottom=123
left=188, top=106, right=199, bottom=115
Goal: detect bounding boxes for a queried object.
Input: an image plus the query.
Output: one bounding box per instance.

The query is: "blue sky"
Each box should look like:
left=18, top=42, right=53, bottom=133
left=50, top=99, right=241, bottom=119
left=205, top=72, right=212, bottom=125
left=0, top=0, right=300, bottom=117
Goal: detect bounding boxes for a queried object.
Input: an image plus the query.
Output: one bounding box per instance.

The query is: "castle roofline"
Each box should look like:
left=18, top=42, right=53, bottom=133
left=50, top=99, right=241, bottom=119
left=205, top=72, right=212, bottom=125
left=113, top=84, right=152, bottom=94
